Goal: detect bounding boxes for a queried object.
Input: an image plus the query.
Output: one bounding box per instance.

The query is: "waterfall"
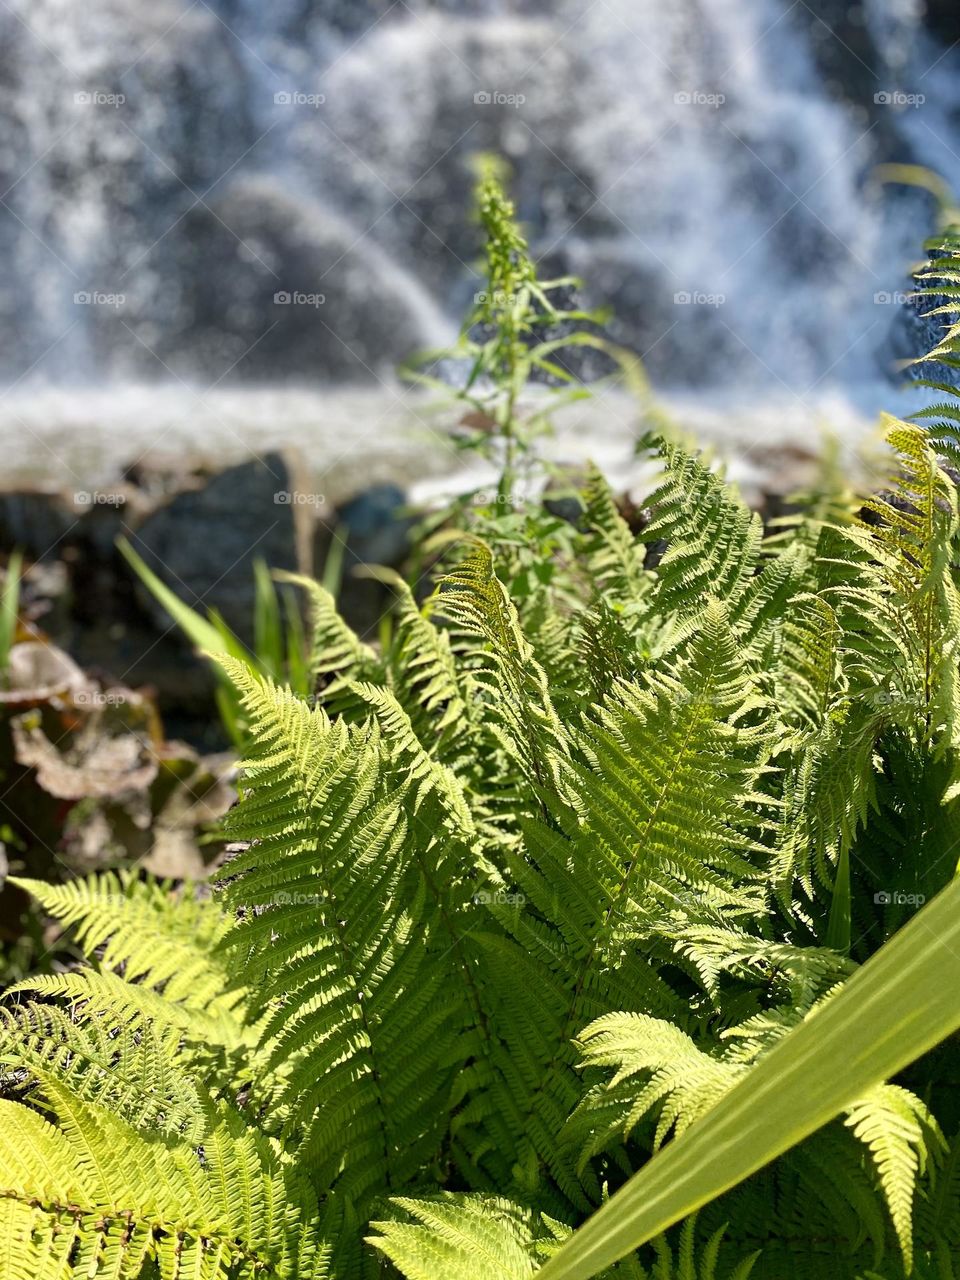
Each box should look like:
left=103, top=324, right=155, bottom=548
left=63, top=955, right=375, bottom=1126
left=0, top=0, right=957, bottom=396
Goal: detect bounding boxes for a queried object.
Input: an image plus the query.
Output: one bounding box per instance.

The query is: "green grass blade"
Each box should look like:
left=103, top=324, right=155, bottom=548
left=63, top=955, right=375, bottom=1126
left=118, top=536, right=248, bottom=663
left=536, top=874, right=960, bottom=1280
left=0, top=550, right=22, bottom=676
left=253, top=557, right=284, bottom=679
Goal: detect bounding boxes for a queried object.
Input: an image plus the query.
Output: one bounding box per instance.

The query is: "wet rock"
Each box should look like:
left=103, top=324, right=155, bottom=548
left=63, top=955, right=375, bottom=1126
left=128, top=450, right=314, bottom=645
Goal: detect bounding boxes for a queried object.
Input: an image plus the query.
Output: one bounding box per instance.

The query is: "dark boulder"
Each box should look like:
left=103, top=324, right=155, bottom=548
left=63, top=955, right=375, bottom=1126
left=127, top=450, right=314, bottom=644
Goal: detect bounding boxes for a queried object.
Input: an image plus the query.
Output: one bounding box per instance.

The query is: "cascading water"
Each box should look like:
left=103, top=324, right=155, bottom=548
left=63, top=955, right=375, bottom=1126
left=0, top=0, right=958, bottom=480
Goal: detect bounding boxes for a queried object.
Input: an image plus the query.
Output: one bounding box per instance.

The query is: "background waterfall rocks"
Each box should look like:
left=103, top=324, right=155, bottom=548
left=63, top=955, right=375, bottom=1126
left=0, top=0, right=958, bottom=392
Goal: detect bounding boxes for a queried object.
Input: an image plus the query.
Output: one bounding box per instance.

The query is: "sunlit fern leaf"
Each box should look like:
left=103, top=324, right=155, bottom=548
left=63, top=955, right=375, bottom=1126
left=577, top=463, right=649, bottom=605
left=369, top=1195, right=539, bottom=1280
left=364, top=565, right=475, bottom=751
left=829, top=422, right=960, bottom=753
left=843, top=1083, right=943, bottom=1273
left=457, top=602, right=771, bottom=1208
left=435, top=539, right=570, bottom=792
left=212, top=656, right=471, bottom=1238
left=567, top=1014, right=743, bottom=1167
left=573, top=999, right=939, bottom=1273
left=275, top=570, right=381, bottom=704
left=771, top=706, right=878, bottom=907
left=664, top=926, right=853, bottom=1007
left=910, top=234, right=960, bottom=465
left=7, top=967, right=250, bottom=1054
left=639, top=443, right=763, bottom=619
left=0, top=1001, right=206, bottom=1142
left=0, top=1086, right=326, bottom=1279
left=770, top=593, right=840, bottom=733
left=9, top=872, right=235, bottom=1007
left=370, top=1196, right=755, bottom=1280
left=347, top=679, right=476, bottom=839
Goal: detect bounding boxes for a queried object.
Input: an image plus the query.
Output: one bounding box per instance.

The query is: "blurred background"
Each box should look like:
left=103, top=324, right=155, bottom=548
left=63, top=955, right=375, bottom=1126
left=0, top=0, right=958, bottom=487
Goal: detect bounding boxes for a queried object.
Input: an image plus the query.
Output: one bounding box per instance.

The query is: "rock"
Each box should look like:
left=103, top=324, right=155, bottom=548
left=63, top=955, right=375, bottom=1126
left=543, top=468, right=588, bottom=527
left=72, top=484, right=152, bottom=563
left=315, top=483, right=413, bottom=638
left=334, top=483, right=412, bottom=568
left=0, top=489, right=78, bottom=560
left=123, top=452, right=213, bottom=501
left=924, top=0, right=960, bottom=47
left=139, top=178, right=446, bottom=383
left=128, top=450, right=313, bottom=645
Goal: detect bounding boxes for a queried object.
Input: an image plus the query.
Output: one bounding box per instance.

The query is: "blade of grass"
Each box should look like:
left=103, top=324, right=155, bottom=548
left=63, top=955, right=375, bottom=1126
left=536, top=874, right=960, bottom=1280
left=0, top=550, right=22, bottom=678
left=118, top=537, right=249, bottom=664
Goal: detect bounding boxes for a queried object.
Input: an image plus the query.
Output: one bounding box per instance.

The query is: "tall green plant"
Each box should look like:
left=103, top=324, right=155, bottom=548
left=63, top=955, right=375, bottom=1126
left=1, top=177, right=960, bottom=1280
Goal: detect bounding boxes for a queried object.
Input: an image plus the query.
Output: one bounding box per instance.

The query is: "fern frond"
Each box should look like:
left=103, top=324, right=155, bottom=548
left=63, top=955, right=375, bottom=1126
left=0, top=1087, right=325, bottom=1279
left=213, top=657, right=471, bottom=1242
left=844, top=1083, right=943, bottom=1272
left=640, top=443, right=763, bottom=619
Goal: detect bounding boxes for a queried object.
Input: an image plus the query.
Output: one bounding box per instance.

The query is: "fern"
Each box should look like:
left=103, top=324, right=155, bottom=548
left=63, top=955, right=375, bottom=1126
left=1, top=173, right=960, bottom=1280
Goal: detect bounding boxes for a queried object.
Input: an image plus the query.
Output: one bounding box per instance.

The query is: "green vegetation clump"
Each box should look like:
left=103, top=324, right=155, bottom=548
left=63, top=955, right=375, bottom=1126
left=3, top=175, right=960, bottom=1280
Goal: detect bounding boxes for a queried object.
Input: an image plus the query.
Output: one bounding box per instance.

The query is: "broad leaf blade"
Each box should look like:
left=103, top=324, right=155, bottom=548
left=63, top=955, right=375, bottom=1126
left=537, top=875, right=960, bottom=1280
